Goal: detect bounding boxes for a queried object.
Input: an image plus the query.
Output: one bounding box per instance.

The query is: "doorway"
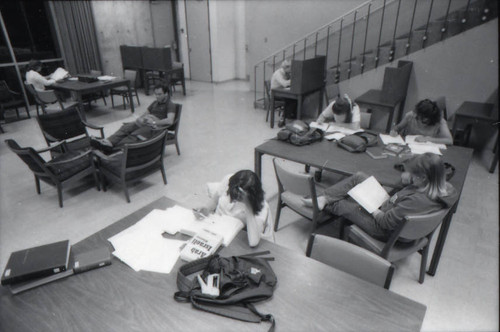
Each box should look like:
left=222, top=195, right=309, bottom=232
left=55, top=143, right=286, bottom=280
left=185, top=0, right=212, bottom=82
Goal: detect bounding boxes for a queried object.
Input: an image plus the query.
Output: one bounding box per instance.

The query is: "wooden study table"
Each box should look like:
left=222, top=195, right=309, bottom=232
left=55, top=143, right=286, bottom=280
left=254, top=139, right=473, bottom=276
left=270, top=86, right=324, bottom=128
left=52, top=78, right=135, bottom=113
left=0, top=197, right=426, bottom=332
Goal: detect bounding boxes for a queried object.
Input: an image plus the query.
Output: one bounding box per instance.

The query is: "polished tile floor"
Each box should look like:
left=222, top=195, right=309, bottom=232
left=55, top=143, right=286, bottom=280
left=0, top=81, right=498, bottom=331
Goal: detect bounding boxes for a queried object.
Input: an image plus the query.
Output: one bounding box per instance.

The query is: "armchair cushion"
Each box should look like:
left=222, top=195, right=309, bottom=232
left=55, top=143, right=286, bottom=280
left=281, top=191, right=332, bottom=224
left=47, top=151, right=93, bottom=181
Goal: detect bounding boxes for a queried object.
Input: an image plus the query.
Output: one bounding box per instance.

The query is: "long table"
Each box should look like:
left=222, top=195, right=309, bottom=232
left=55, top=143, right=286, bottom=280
left=52, top=78, right=135, bottom=113
left=0, top=197, right=426, bottom=332
left=255, top=139, right=474, bottom=276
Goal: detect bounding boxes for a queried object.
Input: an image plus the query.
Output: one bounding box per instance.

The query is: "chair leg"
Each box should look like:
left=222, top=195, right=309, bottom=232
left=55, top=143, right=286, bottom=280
left=111, top=94, right=115, bottom=108
left=175, top=141, right=180, bottom=155
left=274, top=199, right=283, bottom=232
left=123, top=183, right=131, bottom=203
left=419, top=245, right=430, bottom=283
left=35, top=175, right=41, bottom=194
left=57, top=184, right=63, bottom=208
left=305, top=234, right=315, bottom=257
left=135, top=92, right=140, bottom=106
left=25, top=106, right=30, bottom=118
left=122, top=96, right=126, bottom=110
left=160, top=166, right=167, bottom=184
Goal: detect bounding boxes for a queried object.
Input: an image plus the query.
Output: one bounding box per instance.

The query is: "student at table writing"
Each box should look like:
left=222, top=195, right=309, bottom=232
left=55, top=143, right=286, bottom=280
left=91, top=83, right=175, bottom=153
left=196, top=170, right=275, bottom=247
left=271, top=60, right=298, bottom=128
left=316, top=94, right=361, bottom=130
left=390, top=99, right=453, bottom=145
left=302, top=153, right=457, bottom=240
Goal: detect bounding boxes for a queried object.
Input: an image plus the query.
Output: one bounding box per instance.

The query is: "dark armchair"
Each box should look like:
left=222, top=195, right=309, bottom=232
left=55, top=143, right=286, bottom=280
left=36, top=107, right=105, bottom=156
left=95, top=130, right=167, bottom=203
left=0, top=80, right=29, bottom=120
left=164, top=103, right=182, bottom=155
left=5, top=139, right=100, bottom=208
left=24, top=83, right=79, bottom=115
left=110, top=70, right=140, bottom=110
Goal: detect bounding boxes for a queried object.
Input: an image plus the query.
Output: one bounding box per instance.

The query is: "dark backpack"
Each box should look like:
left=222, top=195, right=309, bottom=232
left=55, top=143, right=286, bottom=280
left=337, top=131, right=378, bottom=152
left=174, top=251, right=277, bottom=331
left=277, top=120, right=323, bottom=146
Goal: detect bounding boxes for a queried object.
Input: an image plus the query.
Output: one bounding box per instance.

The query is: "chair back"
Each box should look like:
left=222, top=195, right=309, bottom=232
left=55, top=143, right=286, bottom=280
left=360, top=112, right=371, bottom=129
left=24, top=82, right=42, bottom=103
left=308, top=234, right=394, bottom=289
left=37, top=108, right=87, bottom=143
left=123, top=70, right=137, bottom=86
left=273, top=158, right=316, bottom=197
left=398, top=208, right=449, bottom=241
left=264, top=80, right=271, bottom=100
left=0, top=81, right=13, bottom=101
left=381, top=60, right=412, bottom=102
left=170, top=104, right=182, bottom=134
left=434, top=96, right=448, bottom=120
left=123, top=130, right=167, bottom=171
left=5, top=139, right=50, bottom=176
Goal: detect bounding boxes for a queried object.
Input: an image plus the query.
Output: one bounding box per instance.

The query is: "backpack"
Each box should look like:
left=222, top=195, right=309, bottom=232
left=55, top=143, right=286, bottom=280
left=337, top=131, right=378, bottom=152
left=277, top=120, right=323, bottom=146
left=174, top=251, right=277, bottom=331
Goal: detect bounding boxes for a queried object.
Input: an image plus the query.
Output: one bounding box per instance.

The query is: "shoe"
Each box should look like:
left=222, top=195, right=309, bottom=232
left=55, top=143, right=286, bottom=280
left=278, top=118, right=285, bottom=128
left=90, top=137, right=114, bottom=154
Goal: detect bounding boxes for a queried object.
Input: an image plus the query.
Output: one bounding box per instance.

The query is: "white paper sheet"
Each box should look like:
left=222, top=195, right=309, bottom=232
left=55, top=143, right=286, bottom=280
left=408, top=143, right=443, bottom=155
left=379, top=134, right=405, bottom=145
left=325, top=132, right=346, bottom=141
left=405, top=135, right=447, bottom=150
left=347, top=176, right=389, bottom=214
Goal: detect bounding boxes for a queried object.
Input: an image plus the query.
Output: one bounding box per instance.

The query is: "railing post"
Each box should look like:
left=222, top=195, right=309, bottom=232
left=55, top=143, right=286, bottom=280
left=390, top=0, right=402, bottom=62
left=254, top=65, right=257, bottom=106
left=314, top=32, right=319, bottom=56
left=292, top=44, right=296, bottom=59
left=375, top=0, right=387, bottom=68
left=262, top=61, right=266, bottom=103
left=422, top=0, right=434, bottom=48
left=303, top=38, right=307, bottom=60
left=406, top=0, right=418, bottom=55
left=461, top=0, right=472, bottom=31
left=440, top=0, right=452, bottom=40
left=336, top=18, right=344, bottom=83
left=361, top=4, right=371, bottom=74
left=348, top=11, right=358, bottom=79
left=272, top=55, right=276, bottom=73
left=282, top=50, right=286, bottom=62
left=325, top=25, right=331, bottom=60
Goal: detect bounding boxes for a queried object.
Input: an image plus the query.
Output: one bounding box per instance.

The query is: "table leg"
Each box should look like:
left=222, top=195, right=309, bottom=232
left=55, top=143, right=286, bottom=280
left=386, top=107, right=395, bottom=133
left=127, top=81, right=135, bottom=113
left=297, top=95, right=303, bottom=120
left=427, top=210, right=454, bottom=276
left=75, top=92, right=84, bottom=113
left=254, top=150, right=263, bottom=179
left=270, top=95, right=275, bottom=128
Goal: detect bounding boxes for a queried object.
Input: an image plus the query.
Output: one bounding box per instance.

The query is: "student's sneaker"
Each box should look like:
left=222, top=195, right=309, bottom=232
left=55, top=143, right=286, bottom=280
left=90, top=137, right=114, bottom=154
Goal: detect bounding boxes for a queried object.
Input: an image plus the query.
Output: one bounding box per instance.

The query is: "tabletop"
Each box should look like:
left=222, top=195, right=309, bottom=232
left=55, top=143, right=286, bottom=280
left=52, top=78, right=129, bottom=93
left=0, top=197, right=426, bottom=332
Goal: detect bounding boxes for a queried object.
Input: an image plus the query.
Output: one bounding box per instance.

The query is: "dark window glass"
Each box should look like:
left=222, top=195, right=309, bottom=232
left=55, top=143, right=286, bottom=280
left=0, top=1, right=60, bottom=63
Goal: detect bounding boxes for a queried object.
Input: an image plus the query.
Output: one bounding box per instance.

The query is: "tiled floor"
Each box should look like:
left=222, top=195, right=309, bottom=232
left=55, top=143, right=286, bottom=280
left=0, top=80, right=498, bottom=331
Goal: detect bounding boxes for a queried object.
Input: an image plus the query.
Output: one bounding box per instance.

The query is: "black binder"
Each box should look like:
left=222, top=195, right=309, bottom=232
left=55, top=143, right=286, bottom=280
left=1, top=240, right=70, bottom=286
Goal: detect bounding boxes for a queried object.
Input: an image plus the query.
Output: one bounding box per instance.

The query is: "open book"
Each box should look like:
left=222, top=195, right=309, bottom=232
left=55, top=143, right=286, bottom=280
left=347, top=176, right=390, bottom=214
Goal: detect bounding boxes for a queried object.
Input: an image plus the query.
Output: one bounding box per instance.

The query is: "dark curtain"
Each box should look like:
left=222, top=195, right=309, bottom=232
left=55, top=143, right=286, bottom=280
left=52, top=1, right=101, bottom=74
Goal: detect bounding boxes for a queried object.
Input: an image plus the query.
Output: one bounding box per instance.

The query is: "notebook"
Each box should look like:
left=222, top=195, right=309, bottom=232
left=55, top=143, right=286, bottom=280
left=1, top=240, right=70, bottom=286
left=347, top=176, right=390, bottom=214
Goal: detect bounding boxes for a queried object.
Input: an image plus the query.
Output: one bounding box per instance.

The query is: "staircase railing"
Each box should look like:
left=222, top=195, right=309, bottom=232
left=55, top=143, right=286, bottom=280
left=253, top=0, right=497, bottom=109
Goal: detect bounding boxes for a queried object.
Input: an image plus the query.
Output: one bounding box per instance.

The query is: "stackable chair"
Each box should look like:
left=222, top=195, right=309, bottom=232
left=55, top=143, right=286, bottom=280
left=24, top=83, right=79, bottom=115
left=110, top=70, right=140, bottom=110
left=265, top=80, right=284, bottom=123
left=36, top=107, right=104, bottom=156
left=81, top=69, right=107, bottom=107
left=272, top=158, right=334, bottom=234
left=5, top=139, right=100, bottom=208
left=164, top=103, right=182, bottom=155
left=345, top=208, right=449, bottom=283
left=306, top=234, right=394, bottom=289
left=95, top=130, right=167, bottom=203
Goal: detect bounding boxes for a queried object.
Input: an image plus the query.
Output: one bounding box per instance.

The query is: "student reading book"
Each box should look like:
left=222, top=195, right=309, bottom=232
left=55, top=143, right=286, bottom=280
left=301, top=153, right=458, bottom=241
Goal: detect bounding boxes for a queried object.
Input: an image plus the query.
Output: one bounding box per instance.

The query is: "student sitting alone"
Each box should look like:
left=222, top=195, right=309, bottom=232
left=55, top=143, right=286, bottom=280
left=302, top=153, right=457, bottom=241
left=271, top=60, right=297, bottom=128
left=196, top=170, right=275, bottom=247
left=390, top=99, right=453, bottom=145
left=91, top=83, right=175, bottom=153
left=25, top=59, right=68, bottom=91
left=316, top=94, right=361, bottom=130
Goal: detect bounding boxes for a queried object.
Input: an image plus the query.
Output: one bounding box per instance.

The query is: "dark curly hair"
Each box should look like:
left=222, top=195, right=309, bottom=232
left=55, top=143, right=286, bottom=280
left=415, top=99, right=442, bottom=126
left=227, top=170, right=265, bottom=215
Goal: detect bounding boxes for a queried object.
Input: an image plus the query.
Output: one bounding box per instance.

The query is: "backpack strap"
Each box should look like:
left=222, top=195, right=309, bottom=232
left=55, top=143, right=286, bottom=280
left=174, top=255, right=213, bottom=302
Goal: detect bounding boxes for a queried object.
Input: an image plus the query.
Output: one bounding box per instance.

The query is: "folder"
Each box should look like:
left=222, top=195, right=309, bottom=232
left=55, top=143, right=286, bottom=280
left=1, top=240, right=70, bottom=286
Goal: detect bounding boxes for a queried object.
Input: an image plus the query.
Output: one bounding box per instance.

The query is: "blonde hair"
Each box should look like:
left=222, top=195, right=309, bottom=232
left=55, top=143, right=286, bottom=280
left=404, top=153, right=448, bottom=200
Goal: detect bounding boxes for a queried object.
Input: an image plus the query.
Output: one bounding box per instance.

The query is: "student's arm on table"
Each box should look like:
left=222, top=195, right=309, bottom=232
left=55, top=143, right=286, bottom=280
left=414, top=118, right=453, bottom=145
left=239, top=189, right=261, bottom=247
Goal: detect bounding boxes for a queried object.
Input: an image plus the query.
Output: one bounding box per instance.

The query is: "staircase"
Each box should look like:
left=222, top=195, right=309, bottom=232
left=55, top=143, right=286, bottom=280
left=253, top=0, right=498, bottom=109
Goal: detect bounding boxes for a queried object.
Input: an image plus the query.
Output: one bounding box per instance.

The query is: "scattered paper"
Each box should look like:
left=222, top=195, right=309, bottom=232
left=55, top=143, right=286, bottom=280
left=50, top=67, right=69, bottom=81
left=405, top=135, right=447, bottom=150
left=347, top=176, right=389, bottom=214
left=309, top=121, right=329, bottom=132
left=408, top=143, right=442, bottom=155
left=98, top=75, right=116, bottom=81
left=325, top=132, right=346, bottom=141
left=379, top=134, right=405, bottom=145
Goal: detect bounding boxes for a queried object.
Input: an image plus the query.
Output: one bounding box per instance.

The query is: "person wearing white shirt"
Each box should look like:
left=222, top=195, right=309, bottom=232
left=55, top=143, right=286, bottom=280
left=270, top=60, right=291, bottom=90
left=316, top=94, right=361, bottom=130
left=25, top=59, right=56, bottom=91
left=197, top=170, right=275, bottom=247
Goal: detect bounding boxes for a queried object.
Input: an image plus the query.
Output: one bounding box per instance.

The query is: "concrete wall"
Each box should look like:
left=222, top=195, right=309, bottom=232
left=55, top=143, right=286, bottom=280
left=245, top=0, right=366, bottom=81
left=91, top=1, right=154, bottom=76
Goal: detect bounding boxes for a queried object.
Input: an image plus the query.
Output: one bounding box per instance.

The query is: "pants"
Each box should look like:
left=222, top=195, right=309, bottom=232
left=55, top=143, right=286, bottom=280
left=323, top=172, right=388, bottom=240
left=108, top=122, right=156, bottom=146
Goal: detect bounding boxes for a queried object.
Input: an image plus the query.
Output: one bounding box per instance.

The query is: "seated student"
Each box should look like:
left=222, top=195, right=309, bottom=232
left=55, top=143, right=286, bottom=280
left=25, top=59, right=68, bottom=91
left=390, top=99, right=453, bottom=145
left=196, top=170, right=275, bottom=247
left=316, top=94, right=361, bottom=130
left=271, top=60, right=297, bottom=128
left=91, top=83, right=176, bottom=153
left=302, top=153, right=457, bottom=241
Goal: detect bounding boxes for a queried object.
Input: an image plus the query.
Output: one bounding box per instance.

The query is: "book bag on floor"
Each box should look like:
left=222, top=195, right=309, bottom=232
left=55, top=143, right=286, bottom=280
left=174, top=251, right=277, bottom=331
